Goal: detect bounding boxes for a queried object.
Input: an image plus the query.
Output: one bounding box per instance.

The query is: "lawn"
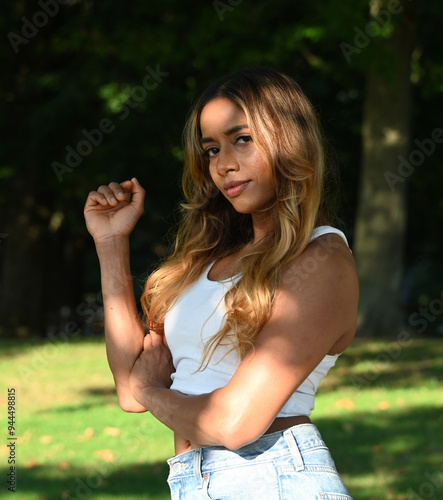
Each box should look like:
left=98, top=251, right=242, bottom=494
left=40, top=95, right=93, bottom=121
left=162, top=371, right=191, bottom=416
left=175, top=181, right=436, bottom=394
left=0, top=336, right=442, bottom=500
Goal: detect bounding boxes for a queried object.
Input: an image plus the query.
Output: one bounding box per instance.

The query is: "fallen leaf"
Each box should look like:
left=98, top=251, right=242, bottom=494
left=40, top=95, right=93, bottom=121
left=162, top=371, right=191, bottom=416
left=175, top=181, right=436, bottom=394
left=335, top=398, right=355, bottom=411
left=59, top=461, right=70, bottom=470
left=77, top=427, right=94, bottom=442
left=25, top=459, right=39, bottom=469
left=40, top=435, right=53, bottom=444
left=18, top=430, right=32, bottom=444
left=104, top=426, right=120, bottom=436
left=94, top=449, right=115, bottom=462
left=378, top=401, right=390, bottom=410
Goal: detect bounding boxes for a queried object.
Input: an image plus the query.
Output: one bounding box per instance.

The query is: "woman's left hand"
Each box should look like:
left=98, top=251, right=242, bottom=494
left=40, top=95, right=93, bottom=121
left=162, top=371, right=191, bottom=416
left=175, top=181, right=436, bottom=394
left=129, top=330, right=175, bottom=407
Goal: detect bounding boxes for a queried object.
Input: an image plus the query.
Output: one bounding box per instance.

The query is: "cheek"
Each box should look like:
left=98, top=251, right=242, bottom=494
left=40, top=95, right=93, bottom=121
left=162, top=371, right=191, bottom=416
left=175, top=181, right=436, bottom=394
left=208, top=168, right=224, bottom=196
left=254, top=158, right=273, bottom=187
left=208, top=166, right=218, bottom=185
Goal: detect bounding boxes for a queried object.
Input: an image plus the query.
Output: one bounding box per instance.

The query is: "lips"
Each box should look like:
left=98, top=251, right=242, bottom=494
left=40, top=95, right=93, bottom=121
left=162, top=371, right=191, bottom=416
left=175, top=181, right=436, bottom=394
left=223, top=180, right=251, bottom=198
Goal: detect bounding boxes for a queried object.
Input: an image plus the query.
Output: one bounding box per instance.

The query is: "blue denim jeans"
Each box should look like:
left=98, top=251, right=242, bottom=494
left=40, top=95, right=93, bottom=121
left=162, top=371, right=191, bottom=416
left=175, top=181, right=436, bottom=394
left=167, top=424, right=352, bottom=499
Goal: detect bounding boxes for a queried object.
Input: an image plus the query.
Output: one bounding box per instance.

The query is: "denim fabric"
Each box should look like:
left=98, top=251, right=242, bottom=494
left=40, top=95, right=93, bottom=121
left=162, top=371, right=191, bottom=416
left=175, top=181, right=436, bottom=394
left=167, top=424, right=352, bottom=499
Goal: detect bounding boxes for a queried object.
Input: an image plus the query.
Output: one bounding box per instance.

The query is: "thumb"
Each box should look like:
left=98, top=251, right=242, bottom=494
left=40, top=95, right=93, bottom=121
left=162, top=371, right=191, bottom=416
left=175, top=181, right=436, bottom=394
left=143, top=333, right=152, bottom=350
left=149, top=329, right=164, bottom=347
left=130, top=177, right=145, bottom=212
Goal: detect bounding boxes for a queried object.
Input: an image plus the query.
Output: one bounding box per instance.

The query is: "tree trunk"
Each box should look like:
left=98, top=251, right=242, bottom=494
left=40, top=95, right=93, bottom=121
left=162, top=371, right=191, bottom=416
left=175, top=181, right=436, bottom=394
left=0, top=181, right=54, bottom=337
left=353, top=0, right=415, bottom=336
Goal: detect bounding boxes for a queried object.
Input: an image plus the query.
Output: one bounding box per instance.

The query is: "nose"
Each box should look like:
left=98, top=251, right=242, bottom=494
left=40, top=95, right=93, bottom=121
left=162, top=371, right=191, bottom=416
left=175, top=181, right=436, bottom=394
left=216, top=147, right=239, bottom=176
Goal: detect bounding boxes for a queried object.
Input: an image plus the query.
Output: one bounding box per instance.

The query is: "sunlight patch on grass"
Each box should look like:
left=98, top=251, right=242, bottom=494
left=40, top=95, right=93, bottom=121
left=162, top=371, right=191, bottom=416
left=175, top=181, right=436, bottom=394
left=0, top=337, right=442, bottom=499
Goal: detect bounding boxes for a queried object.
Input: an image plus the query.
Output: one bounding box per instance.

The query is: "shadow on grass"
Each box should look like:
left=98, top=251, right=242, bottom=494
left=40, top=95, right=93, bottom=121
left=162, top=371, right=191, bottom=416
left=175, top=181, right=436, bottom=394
left=315, top=405, right=443, bottom=500
left=1, top=461, right=171, bottom=500
left=34, top=387, right=119, bottom=415
left=321, top=337, right=443, bottom=393
left=0, top=337, right=105, bottom=360
left=84, top=387, right=116, bottom=397
left=5, top=406, right=443, bottom=500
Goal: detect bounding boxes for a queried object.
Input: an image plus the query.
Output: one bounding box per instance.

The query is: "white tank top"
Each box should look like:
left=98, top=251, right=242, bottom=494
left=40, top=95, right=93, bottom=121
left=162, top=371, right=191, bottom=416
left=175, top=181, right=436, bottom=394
left=164, top=226, right=349, bottom=417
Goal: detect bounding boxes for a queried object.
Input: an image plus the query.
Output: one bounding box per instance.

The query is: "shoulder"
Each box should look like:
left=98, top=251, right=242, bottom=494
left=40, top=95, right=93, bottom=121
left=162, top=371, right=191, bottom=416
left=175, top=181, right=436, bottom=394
left=275, top=232, right=359, bottom=350
left=281, top=232, right=358, bottom=295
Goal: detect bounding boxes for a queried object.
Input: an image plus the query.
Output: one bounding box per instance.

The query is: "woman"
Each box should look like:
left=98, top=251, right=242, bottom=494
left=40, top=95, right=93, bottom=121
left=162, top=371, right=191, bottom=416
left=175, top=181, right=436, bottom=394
left=84, top=67, right=358, bottom=499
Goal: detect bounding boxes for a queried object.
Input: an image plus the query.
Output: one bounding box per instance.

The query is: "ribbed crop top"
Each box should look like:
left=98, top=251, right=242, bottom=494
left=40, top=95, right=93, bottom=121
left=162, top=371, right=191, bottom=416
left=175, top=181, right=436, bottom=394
left=164, top=226, right=349, bottom=417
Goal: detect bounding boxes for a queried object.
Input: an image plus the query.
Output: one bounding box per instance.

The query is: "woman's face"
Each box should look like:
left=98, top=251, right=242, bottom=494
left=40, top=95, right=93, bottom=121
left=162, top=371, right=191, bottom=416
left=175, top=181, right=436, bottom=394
left=199, top=97, right=275, bottom=216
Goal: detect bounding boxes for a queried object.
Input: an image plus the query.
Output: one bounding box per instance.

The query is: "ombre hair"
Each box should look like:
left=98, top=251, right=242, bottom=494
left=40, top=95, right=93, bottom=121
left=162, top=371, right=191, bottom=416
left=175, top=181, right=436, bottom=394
left=142, top=67, right=331, bottom=366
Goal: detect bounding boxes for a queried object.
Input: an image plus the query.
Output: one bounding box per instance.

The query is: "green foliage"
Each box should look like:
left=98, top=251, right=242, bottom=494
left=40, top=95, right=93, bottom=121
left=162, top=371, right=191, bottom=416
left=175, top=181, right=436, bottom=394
left=1, top=0, right=442, bottom=333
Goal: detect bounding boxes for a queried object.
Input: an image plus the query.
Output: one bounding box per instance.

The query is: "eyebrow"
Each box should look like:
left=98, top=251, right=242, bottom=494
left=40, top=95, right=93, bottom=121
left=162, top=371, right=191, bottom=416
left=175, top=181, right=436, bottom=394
left=200, top=124, right=249, bottom=144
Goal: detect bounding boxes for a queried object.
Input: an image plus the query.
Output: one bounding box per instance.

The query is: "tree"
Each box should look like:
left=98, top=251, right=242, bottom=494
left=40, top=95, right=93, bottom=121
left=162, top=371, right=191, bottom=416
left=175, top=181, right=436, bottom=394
left=1, top=0, right=441, bottom=338
left=353, top=0, right=416, bottom=335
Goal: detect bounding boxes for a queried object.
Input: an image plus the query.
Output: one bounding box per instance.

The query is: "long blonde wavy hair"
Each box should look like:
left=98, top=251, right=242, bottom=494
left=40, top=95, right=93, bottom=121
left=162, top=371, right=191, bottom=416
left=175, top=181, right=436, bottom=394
left=142, top=67, right=329, bottom=368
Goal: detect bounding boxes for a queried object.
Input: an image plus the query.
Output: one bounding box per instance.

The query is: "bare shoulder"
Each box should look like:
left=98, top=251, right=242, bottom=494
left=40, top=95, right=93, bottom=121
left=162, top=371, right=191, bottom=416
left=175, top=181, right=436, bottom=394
left=282, top=233, right=358, bottom=293
left=277, top=233, right=359, bottom=353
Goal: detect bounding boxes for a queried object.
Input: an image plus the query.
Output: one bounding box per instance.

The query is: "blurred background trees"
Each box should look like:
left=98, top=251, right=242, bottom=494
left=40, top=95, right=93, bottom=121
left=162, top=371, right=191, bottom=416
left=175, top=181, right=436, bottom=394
left=1, top=0, right=442, bottom=339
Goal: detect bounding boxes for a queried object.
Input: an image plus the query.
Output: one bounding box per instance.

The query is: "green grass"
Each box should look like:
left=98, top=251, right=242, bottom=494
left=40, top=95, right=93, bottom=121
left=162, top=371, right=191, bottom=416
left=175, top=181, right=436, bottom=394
left=0, top=336, right=442, bottom=499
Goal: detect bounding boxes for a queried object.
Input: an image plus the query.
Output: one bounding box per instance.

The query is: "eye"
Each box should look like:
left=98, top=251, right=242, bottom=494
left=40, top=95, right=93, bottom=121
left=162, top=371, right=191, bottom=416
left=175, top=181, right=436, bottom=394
left=202, top=147, right=219, bottom=158
left=235, top=135, right=252, bottom=145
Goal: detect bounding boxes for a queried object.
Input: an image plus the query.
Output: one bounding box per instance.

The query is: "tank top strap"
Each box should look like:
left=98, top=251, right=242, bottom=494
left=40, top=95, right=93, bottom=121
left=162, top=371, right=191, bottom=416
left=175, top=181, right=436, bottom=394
left=308, top=226, right=349, bottom=248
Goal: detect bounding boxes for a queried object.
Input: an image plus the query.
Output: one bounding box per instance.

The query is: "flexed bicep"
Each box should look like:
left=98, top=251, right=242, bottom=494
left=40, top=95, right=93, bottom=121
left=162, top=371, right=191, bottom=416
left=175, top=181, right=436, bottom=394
left=210, top=237, right=358, bottom=449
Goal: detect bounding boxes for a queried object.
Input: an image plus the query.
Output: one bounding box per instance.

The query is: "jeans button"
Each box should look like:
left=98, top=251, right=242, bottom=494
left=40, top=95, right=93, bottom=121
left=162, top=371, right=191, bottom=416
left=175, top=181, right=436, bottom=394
left=171, top=461, right=183, bottom=473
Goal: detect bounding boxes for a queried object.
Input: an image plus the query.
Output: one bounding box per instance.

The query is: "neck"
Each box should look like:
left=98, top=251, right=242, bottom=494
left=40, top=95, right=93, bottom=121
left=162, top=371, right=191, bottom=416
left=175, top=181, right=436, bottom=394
left=251, top=211, right=273, bottom=245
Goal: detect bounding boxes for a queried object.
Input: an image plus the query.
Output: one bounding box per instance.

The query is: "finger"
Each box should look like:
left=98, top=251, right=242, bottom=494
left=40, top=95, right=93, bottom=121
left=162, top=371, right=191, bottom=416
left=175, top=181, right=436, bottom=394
left=84, top=190, right=108, bottom=208
left=116, top=180, right=134, bottom=201
left=143, top=333, right=152, bottom=350
left=149, top=329, right=163, bottom=348
left=97, top=185, right=119, bottom=206
left=107, top=181, right=131, bottom=203
left=130, top=178, right=145, bottom=213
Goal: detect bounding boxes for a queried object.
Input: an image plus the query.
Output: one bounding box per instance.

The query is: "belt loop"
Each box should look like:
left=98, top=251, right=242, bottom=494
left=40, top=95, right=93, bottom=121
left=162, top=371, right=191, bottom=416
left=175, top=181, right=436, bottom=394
left=283, top=429, right=305, bottom=471
left=193, top=448, right=204, bottom=488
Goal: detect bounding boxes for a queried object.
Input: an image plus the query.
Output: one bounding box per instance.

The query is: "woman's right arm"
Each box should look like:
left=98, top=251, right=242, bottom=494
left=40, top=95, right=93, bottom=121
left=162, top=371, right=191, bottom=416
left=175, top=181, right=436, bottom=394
left=84, top=178, right=148, bottom=412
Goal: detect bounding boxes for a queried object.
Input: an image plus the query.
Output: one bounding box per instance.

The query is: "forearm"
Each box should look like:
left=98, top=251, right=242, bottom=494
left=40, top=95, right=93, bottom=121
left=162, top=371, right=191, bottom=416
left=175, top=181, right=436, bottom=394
left=135, top=386, right=247, bottom=449
left=138, top=387, right=224, bottom=446
left=96, top=237, right=146, bottom=409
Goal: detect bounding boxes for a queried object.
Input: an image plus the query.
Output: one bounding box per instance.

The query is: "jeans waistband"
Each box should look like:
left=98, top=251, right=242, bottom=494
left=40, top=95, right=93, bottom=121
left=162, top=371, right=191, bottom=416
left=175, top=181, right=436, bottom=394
left=167, top=423, right=325, bottom=484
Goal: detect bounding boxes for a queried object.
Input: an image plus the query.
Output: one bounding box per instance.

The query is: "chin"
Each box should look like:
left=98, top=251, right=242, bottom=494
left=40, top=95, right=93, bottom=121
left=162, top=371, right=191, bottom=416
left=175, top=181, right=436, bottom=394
left=229, top=203, right=254, bottom=214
